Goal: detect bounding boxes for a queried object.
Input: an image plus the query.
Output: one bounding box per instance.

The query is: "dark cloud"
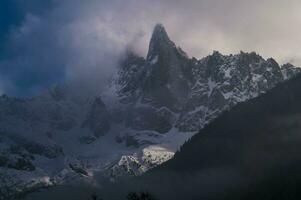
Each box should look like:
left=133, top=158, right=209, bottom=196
left=1, top=0, right=301, bottom=96
left=0, top=0, right=54, bottom=54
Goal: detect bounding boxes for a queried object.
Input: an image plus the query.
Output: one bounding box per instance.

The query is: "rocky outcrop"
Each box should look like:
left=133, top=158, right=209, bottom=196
left=82, top=97, right=111, bottom=137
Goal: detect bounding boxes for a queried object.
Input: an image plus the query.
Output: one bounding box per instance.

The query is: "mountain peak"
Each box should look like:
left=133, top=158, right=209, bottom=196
left=152, top=24, right=169, bottom=40
left=147, top=24, right=175, bottom=60
left=153, top=23, right=168, bottom=35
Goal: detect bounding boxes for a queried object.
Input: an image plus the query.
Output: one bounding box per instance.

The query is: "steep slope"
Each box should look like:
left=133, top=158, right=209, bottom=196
left=109, top=74, right=301, bottom=200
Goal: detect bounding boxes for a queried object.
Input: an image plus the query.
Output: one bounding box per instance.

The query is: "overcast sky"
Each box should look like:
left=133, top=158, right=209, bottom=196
left=1, top=0, right=301, bottom=96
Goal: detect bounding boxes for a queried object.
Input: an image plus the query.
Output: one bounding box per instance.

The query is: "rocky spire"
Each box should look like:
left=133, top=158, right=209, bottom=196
left=146, top=24, right=176, bottom=61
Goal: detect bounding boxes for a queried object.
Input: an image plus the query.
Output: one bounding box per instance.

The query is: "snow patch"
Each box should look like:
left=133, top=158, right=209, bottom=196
left=150, top=55, right=158, bottom=65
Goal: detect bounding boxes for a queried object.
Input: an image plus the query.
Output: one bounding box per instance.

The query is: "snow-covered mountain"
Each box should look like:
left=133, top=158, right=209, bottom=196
left=105, top=68, right=301, bottom=200
left=0, top=24, right=300, bottom=191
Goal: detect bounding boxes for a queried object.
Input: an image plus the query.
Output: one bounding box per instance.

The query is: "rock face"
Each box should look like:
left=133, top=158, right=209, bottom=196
left=106, top=146, right=174, bottom=180
left=82, top=97, right=111, bottom=137
left=0, top=24, right=300, bottom=186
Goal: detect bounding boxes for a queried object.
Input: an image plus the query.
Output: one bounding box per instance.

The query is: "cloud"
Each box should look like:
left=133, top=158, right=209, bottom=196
left=1, top=0, right=301, bottom=96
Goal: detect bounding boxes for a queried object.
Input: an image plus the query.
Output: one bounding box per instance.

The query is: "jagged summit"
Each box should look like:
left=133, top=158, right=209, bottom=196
left=147, top=24, right=177, bottom=60
left=152, top=24, right=169, bottom=40
left=118, top=24, right=301, bottom=115
left=151, top=24, right=170, bottom=42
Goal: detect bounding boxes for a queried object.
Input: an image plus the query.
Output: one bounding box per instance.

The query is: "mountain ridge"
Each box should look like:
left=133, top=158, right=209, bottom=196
left=0, top=24, right=300, bottom=193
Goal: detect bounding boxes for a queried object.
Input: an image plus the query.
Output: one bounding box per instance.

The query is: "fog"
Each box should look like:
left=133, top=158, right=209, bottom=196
left=1, top=0, right=301, bottom=96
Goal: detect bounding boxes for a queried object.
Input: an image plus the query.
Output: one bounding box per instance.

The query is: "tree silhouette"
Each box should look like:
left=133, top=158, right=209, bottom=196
left=127, top=192, right=156, bottom=200
left=90, top=193, right=103, bottom=200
